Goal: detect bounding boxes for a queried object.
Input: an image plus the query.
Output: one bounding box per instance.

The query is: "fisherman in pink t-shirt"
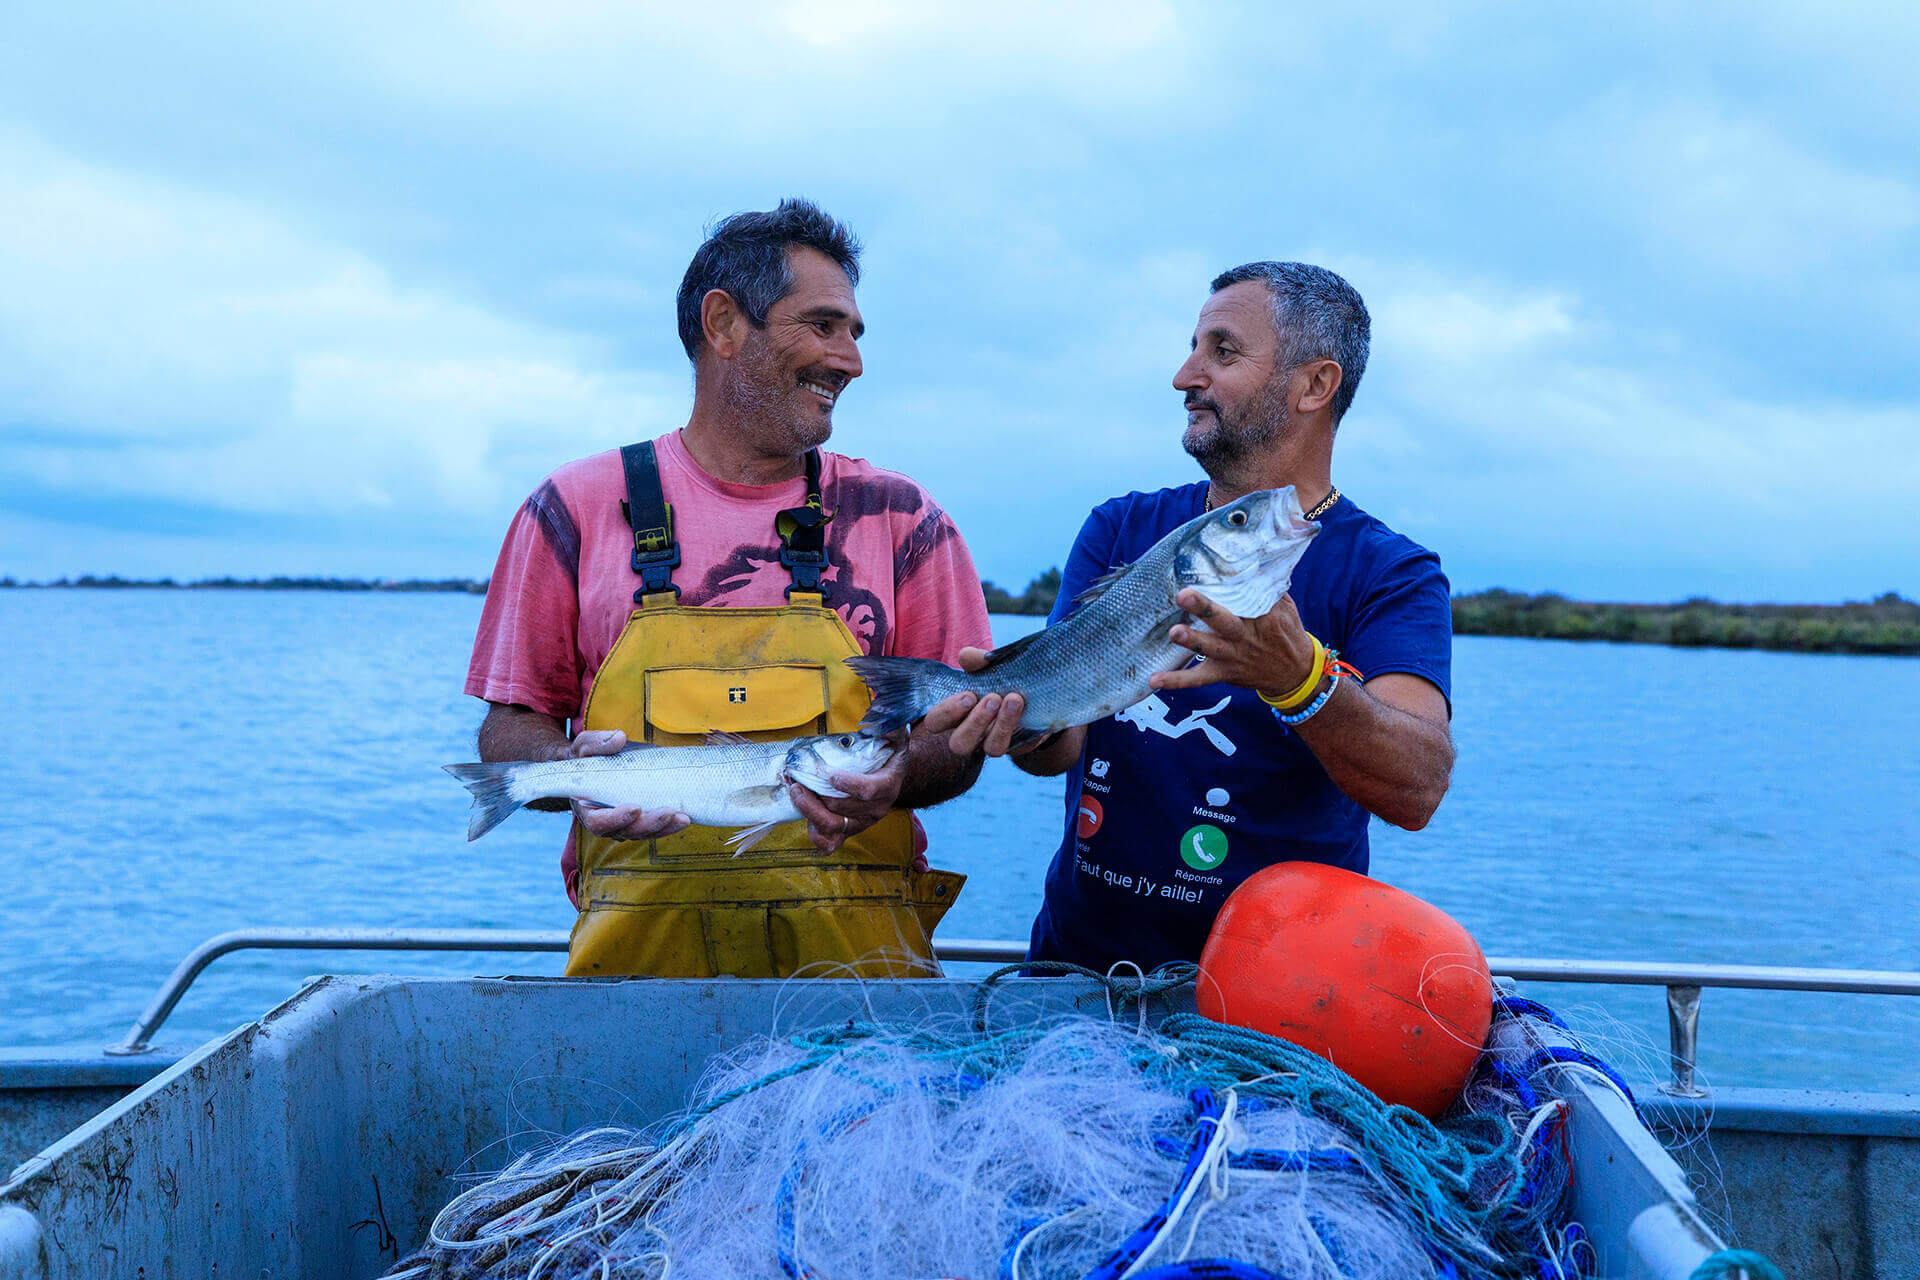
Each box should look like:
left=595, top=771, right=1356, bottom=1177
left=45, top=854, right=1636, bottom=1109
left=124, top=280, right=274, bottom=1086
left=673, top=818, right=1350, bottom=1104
left=466, top=199, right=1001, bottom=980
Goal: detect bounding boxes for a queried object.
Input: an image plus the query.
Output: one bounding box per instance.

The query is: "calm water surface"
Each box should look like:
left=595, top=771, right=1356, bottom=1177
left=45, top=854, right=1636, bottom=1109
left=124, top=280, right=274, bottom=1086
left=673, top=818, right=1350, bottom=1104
left=2, top=591, right=1915, bottom=1090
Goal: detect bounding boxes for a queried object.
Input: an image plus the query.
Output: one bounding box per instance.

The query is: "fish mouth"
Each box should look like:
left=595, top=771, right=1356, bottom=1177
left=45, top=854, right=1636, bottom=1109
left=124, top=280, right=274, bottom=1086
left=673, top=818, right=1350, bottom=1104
left=1174, top=541, right=1230, bottom=586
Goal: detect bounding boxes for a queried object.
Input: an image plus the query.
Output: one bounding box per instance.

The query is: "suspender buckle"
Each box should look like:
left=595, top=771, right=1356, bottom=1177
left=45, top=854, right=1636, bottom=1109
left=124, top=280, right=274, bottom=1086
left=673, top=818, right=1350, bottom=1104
left=631, top=542, right=681, bottom=601
left=779, top=545, right=828, bottom=599
left=776, top=448, right=832, bottom=600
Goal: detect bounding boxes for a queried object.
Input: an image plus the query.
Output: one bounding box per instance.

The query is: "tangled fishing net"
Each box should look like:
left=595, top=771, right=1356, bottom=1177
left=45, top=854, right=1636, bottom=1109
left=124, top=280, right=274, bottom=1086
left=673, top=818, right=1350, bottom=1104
left=385, top=982, right=1632, bottom=1280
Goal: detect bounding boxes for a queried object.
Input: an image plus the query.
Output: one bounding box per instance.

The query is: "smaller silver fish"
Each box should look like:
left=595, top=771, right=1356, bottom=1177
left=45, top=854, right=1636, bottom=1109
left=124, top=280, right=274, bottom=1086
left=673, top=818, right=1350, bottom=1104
left=443, top=732, right=895, bottom=850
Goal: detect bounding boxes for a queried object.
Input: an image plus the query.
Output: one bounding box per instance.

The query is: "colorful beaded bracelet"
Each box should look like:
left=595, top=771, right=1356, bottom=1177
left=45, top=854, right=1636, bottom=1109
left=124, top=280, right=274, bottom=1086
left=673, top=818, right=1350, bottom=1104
left=1273, top=671, right=1340, bottom=726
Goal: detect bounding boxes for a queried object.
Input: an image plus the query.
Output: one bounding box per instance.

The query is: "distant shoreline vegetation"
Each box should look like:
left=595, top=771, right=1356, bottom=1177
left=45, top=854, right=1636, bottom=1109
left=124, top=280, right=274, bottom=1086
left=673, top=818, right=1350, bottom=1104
left=7, top=574, right=1917, bottom=655
left=981, top=568, right=1062, bottom=618
left=0, top=574, right=488, bottom=594
left=1452, top=588, right=1920, bottom=656
left=978, top=575, right=1920, bottom=656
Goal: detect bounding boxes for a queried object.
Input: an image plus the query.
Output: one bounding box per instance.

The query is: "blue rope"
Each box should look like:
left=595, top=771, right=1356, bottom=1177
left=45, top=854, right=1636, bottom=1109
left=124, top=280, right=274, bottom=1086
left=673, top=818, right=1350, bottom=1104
left=1481, top=1060, right=1540, bottom=1110
left=1424, top=1243, right=1463, bottom=1280
left=1126, top=1263, right=1288, bottom=1279
left=1151, top=1133, right=1362, bottom=1172
left=1689, top=1249, right=1786, bottom=1280
left=1082, top=1088, right=1226, bottom=1280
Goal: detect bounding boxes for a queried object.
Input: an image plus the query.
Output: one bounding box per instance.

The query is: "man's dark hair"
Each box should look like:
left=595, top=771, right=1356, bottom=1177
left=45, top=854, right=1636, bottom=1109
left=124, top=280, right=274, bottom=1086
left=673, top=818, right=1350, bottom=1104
left=1210, top=262, right=1370, bottom=425
left=675, top=198, right=863, bottom=360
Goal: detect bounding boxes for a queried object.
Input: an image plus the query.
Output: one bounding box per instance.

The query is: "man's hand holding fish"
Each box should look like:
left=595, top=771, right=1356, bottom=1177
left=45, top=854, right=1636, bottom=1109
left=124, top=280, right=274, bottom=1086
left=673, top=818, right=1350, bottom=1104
left=1154, top=588, right=1320, bottom=702
left=563, top=728, right=692, bottom=843
left=785, top=736, right=911, bottom=854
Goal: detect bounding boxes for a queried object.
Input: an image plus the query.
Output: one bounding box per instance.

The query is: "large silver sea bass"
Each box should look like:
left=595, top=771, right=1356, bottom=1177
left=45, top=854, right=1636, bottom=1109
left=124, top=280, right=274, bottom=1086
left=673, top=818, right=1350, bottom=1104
left=443, top=732, right=895, bottom=849
left=847, top=487, right=1320, bottom=736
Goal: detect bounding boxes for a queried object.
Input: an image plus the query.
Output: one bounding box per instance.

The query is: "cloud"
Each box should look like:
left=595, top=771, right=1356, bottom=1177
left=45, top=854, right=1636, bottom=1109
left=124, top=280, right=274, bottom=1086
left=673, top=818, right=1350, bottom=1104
left=1, top=4, right=1917, bottom=599
left=1376, top=285, right=1581, bottom=366
left=1338, top=265, right=1920, bottom=596
left=1555, top=97, right=1920, bottom=278
left=0, top=127, right=681, bottom=526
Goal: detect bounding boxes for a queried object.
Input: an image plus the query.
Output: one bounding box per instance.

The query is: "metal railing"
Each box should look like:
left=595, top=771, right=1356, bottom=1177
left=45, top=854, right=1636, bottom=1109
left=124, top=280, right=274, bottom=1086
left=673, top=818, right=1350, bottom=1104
left=110, top=928, right=1920, bottom=1097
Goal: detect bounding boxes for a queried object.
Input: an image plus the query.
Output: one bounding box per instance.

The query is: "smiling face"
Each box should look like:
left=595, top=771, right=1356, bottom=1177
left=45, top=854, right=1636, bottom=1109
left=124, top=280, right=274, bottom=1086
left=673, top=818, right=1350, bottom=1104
left=719, top=246, right=865, bottom=455
left=1173, top=281, right=1293, bottom=473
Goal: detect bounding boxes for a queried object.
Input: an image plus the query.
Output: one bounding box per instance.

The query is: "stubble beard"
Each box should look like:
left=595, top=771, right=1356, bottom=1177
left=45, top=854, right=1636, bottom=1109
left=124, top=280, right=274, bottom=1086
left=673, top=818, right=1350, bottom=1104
left=1182, top=376, right=1289, bottom=481
left=722, top=334, right=834, bottom=456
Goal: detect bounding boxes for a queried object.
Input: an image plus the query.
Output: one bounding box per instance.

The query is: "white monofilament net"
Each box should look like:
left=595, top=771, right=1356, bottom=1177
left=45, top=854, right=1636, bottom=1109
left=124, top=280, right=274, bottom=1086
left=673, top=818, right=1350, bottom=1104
left=382, top=990, right=1642, bottom=1280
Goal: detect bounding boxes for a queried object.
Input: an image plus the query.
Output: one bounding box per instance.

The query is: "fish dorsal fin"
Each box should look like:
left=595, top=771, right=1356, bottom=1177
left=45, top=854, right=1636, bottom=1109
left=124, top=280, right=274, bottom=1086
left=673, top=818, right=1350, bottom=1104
left=974, top=627, right=1047, bottom=674
left=1074, top=562, right=1132, bottom=606
left=702, top=730, right=755, bottom=748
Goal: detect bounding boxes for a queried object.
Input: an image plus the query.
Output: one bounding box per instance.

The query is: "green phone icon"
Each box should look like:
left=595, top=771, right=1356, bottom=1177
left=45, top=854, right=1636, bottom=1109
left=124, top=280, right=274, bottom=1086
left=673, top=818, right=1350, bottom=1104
left=1180, top=823, right=1229, bottom=870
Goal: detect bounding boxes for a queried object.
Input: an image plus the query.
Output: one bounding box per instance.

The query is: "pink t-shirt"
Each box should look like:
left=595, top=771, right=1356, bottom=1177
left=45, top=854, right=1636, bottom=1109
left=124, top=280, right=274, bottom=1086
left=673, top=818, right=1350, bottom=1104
left=466, top=430, right=993, bottom=895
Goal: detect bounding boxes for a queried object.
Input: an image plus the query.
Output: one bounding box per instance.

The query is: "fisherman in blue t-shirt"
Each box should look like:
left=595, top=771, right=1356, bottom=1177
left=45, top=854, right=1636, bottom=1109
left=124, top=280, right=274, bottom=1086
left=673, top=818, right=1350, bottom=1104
left=928, top=261, right=1455, bottom=972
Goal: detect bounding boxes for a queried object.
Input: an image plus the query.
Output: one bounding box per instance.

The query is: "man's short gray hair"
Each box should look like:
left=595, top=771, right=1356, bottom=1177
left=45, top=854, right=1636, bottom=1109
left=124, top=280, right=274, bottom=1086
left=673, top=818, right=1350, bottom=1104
left=1210, top=261, right=1370, bottom=425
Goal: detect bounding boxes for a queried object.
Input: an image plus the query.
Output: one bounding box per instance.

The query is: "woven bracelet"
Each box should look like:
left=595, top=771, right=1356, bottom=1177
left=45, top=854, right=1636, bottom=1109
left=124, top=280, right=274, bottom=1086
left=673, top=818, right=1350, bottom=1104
left=1274, top=671, right=1340, bottom=726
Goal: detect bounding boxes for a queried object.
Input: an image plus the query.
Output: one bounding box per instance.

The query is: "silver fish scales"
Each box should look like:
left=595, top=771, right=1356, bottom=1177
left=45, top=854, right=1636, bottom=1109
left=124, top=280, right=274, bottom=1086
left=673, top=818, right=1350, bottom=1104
left=443, top=732, right=894, bottom=850
left=847, top=487, right=1320, bottom=737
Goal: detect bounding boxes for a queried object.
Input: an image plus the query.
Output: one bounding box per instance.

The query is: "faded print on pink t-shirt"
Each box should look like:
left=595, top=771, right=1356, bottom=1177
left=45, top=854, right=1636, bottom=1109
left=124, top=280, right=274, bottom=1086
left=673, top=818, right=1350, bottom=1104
left=467, top=430, right=992, bottom=722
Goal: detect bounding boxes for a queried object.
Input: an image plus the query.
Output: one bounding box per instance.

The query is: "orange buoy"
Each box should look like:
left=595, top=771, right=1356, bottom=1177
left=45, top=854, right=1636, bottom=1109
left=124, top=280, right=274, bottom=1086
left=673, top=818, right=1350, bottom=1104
left=1196, top=862, right=1492, bottom=1117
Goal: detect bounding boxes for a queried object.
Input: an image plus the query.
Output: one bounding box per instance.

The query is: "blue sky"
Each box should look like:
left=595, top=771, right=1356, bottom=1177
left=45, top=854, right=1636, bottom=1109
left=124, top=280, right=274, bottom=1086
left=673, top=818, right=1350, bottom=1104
left=2, top=2, right=1915, bottom=601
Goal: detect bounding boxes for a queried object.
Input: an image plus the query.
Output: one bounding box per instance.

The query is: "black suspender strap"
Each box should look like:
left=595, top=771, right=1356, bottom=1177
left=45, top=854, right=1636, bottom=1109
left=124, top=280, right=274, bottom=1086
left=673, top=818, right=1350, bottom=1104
left=775, top=449, right=831, bottom=599
left=619, top=441, right=680, bottom=601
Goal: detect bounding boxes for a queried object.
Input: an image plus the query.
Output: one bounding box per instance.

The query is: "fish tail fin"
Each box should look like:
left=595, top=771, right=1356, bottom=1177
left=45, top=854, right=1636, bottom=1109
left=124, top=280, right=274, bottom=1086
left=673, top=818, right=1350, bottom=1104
left=442, top=762, right=526, bottom=841
left=843, top=656, right=967, bottom=733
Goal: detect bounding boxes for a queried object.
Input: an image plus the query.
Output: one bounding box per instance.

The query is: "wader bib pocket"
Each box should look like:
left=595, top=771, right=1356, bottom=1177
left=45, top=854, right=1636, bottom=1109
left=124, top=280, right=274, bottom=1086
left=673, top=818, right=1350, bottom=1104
left=644, top=664, right=828, bottom=738
left=565, top=443, right=963, bottom=979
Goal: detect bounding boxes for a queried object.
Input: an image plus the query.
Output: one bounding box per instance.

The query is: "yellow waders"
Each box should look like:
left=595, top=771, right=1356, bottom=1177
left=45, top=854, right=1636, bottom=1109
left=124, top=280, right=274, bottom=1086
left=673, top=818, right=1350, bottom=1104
left=564, top=442, right=964, bottom=979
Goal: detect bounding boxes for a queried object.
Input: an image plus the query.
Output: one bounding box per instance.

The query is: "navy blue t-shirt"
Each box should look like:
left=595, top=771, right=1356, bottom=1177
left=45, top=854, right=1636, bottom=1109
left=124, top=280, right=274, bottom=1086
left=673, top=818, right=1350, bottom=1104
left=1026, top=483, right=1452, bottom=972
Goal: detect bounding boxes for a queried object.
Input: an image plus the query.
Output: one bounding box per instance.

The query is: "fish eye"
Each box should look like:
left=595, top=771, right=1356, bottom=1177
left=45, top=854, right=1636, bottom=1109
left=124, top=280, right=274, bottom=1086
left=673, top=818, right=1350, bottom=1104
left=1227, top=510, right=1249, bottom=527
left=837, top=735, right=854, bottom=748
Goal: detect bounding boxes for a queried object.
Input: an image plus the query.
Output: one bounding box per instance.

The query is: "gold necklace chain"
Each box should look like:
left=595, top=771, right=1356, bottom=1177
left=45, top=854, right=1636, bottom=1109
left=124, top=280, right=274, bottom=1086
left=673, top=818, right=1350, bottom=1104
left=1207, top=484, right=1341, bottom=518
left=1305, top=486, right=1341, bottom=519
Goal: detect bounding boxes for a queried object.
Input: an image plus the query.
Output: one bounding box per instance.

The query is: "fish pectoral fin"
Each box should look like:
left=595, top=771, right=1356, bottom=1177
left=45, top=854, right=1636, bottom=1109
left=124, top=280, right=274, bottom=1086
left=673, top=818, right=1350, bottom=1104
left=1144, top=606, right=1188, bottom=646
left=724, top=784, right=785, bottom=807
left=572, top=797, right=614, bottom=810
left=1074, top=562, right=1132, bottom=606
left=703, top=730, right=755, bottom=748
left=725, top=821, right=781, bottom=855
